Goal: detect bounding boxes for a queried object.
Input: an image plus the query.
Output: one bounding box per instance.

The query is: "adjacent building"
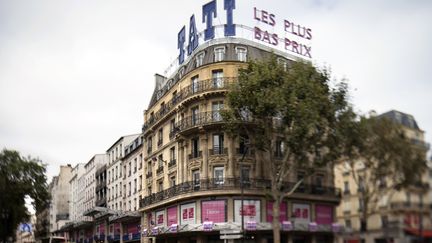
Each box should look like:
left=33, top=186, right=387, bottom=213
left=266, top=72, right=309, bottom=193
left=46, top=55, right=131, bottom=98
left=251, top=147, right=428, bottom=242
left=70, top=163, right=86, bottom=222
left=49, top=164, right=73, bottom=233
left=335, top=110, right=431, bottom=243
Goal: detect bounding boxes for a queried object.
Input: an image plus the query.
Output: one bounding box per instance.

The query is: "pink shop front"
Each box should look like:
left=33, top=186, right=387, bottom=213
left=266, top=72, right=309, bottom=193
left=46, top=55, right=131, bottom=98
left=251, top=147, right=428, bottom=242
left=142, top=197, right=341, bottom=243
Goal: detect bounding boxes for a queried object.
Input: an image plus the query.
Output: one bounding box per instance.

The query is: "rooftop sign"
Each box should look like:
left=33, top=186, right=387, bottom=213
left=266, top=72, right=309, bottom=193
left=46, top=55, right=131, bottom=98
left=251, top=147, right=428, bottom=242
left=176, top=0, right=312, bottom=65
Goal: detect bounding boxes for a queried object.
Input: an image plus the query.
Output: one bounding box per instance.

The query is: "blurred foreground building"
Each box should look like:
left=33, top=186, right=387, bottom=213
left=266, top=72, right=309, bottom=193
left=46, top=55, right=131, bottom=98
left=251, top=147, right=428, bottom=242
left=335, top=110, right=431, bottom=243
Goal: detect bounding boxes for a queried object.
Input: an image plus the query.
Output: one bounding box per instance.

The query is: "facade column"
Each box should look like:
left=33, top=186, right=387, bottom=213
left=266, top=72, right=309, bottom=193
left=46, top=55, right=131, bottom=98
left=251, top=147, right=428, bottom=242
left=178, top=143, right=183, bottom=183
left=183, top=142, right=189, bottom=181
left=201, top=134, right=209, bottom=179
left=227, top=136, right=235, bottom=178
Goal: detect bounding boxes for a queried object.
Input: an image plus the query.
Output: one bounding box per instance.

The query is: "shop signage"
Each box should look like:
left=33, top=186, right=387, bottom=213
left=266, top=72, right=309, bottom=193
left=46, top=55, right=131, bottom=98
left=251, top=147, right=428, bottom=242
left=151, top=227, right=159, bottom=235
left=176, top=0, right=313, bottom=65
left=202, top=200, right=226, bottom=223
left=156, top=210, right=165, bottom=226
left=180, top=202, right=196, bottom=225
left=315, top=204, right=333, bottom=225
left=169, top=224, right=178, bottom=233
left=203, top=221, right=214, bottom=231
left=234, top=199, right=260, bottom=223
left=246, top=221, right=257, bottom=231
left=167, top=206, right=178, bottom=226
left=266, top=201, right=287, bottom=222
left=292, top=203, right=310, bottom=224
left=308, top=222, right=318, bottom=232
left=282, top=221, right=293, bottom=231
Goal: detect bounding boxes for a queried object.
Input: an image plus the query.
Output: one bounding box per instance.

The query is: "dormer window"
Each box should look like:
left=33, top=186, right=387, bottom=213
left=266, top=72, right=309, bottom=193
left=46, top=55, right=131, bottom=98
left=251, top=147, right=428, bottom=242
left=235, top=47, right=247, bottom=62
left=277, top=58, right=288, bottom=71
left=178, top=67, right=185, bottom=79
left=214, top=47, right=226, bottom=62
left=196, top=52, right=205, bottom=67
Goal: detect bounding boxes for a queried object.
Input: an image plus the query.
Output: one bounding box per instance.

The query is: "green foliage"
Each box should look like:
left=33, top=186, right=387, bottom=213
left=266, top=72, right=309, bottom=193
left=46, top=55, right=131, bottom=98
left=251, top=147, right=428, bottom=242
left=0, top=149, right=49, bottom=241
left=224, top=55, right=353, bottom=187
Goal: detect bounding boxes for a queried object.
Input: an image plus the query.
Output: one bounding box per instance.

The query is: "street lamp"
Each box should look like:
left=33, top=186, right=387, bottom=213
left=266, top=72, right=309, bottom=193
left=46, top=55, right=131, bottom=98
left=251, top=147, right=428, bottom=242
left=240, top=141, right=249, bottom=243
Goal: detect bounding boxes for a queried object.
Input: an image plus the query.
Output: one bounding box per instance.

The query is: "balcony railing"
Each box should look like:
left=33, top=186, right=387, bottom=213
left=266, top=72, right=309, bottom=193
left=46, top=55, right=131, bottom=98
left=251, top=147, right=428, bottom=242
left=168, top=159, right=176, bottom=168
left=188, top=151, right=202, bottom=160
left=156, top=166, right=164, bottom=174
left=140, top=177, right=341, bottom=208
left=390, top=202, right=429, bottom=210
left=209, top=147, right=228, bottom=156
left=142, top=77, right=237, bottom=132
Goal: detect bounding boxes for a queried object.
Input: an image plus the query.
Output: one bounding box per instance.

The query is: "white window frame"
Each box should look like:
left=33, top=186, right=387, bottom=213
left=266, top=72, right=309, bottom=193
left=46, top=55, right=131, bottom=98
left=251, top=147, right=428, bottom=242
left=214, top=47, right=226, bottom=62
left=235, top=46, right=247, bottom=62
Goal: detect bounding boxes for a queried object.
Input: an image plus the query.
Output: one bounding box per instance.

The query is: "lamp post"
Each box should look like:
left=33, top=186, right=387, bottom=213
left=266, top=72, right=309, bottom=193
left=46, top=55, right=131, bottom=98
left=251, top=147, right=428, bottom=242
left=240, top=144, right=249, bottom=243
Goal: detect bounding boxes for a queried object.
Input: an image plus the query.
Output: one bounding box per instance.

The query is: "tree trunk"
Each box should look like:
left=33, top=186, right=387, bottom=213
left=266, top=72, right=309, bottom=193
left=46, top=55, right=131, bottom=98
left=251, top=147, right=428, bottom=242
left=272, top=199, right=281, bottom=243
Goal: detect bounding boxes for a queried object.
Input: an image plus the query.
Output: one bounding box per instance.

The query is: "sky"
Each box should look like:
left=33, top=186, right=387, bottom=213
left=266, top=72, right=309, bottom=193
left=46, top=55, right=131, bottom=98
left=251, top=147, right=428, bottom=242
left=1, top=0, right=431, bottom=184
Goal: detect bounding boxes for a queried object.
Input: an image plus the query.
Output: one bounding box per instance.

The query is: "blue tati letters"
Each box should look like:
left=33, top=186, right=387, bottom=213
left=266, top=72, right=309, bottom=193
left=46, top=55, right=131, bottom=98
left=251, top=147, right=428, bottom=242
left=224, top=0, right=236, bottom=36
left=178, top=26, right=186, bottom=65
left=178, top=0, right=237, bottom=64
left=187, top=15, right=199, bottom=55
left=202, top=0, right=217, bottom=41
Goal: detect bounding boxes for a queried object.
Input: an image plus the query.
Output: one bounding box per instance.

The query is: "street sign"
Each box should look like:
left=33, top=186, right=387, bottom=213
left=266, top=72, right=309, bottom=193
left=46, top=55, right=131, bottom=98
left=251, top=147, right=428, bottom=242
left=220, top=229, right=241, bottom=235
left=220, top=234, right=242, bottom=240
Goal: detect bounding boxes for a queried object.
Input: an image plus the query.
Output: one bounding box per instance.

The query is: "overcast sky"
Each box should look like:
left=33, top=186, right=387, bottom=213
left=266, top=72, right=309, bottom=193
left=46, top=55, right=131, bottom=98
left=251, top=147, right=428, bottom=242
left=1, top=0, right=431, bottom=182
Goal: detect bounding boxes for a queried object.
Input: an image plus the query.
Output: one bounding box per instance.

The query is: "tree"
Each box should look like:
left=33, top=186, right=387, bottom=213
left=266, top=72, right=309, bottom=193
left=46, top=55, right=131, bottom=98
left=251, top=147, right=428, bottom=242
left=223, top=56, right=354, bottom=243
left=339, top=115, right=427, bottom=233
left=0, top=149, right=49, bottom=243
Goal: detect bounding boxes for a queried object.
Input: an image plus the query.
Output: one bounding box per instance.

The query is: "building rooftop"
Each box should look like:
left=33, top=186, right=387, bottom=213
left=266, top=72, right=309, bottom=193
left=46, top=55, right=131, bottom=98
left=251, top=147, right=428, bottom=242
left=378, top=110, right=421, bottom=131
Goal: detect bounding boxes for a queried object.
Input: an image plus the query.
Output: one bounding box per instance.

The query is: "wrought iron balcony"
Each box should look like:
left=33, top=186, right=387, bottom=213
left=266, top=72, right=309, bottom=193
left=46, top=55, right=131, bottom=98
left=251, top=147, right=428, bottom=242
left=188, top=151, right=202, bottom=160
left=156, top=166, right=164, bottom=174
left=168, top=159, right=176, bottom=168
left=209, top=147, right=228, bottom=156
left=142, top=77, right=237, bottom=133
left=140, top=177, right=341, bottom=208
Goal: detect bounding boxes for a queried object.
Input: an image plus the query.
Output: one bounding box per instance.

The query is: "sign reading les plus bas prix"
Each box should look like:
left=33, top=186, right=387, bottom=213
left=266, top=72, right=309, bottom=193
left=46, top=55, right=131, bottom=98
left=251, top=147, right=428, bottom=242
left=177, top=0, right=312, bottom=65
left=315, top=204, right=333, bottom=225
left=292, top=203, right=310, bottom=224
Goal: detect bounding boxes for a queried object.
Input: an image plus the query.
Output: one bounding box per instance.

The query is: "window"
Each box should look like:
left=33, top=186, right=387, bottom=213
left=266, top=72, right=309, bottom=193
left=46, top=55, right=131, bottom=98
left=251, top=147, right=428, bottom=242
left=123, top=184, right=126, bottom=197
left=134, top=158, right=137, bottom=173
left=214, top=47, right=225, bottom=62
left=134, top=179, right=137, bottom=193
left=139, top=154, right=143, bottom=169
left=148, top=186, right=152, bottom=196
left=191, top=75, right=199, bottom=93
left=115, top=166, right=118, bottom=179
left=147, top=136, right=152, bottom=153
left=139, top=176, right=142, bottom=191
left=191, top=138, right=199, bottom=158
left=345, top=219, right=352, bottom=229
left=358, top=177, right=365, bottom=192
left=239, top=135, right=249, bottom=155
left=170, top=147, right=176, bottom=162
left=297, top=171, right=305, bottom=190
left=128, top=162, right=131, bottom=176
left=212, top=70, right=224, bottom=88
left=196, top=52, right=205, bottom=67
left=158, top=154, right=164, bottom=168
left=236, top=47, right=247, bottom=62
left=344, top=181, right=350, bottom=194
left=123, top=165, right=126, bottom=179
left=192, top=170, right=200, bottom=189
left=358, top=198, right=364, bottom=211
left=213, top=166, right=224, bottom=185
left=315, top=174, right=324, bottom=188
left=212, top=101, right=224, bottom=121
left=191, top=106, right=199, bottom=125
left=381, top=216, right=389, bottom=228
left=240, top=166, right=250, bottom=184
left=134, top=198, right=137, bottom=211
left=277, top=57, right=288, bottom=71
left=212, top=134, right=224, bottom=155
left=129, top=182, right=131, bottom=196
left=147, top=161, right=152, bottom=173
left=158, top=181, right=163, bottom=192
left=170, top=176, right=176, bottom=187
left=275, top=139, right=284, bottom=158
left=169, top=119, right=176, bottom=139
left=115, top=185, right=118, bottom=198
left=158, top=128, right=163, bottom=146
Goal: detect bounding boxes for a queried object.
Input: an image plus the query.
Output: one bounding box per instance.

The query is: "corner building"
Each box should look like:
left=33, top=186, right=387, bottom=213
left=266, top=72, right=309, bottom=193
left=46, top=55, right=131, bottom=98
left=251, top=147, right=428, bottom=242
left=140, top=37, right=341, bottom=243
